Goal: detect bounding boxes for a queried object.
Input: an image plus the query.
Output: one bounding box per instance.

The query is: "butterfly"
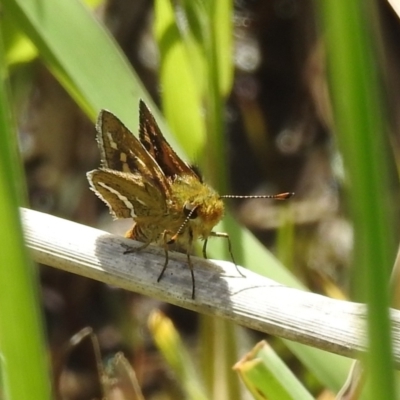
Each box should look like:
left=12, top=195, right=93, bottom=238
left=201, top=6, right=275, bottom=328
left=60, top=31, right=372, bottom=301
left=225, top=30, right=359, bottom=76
left=87, top=100, right=293, bottom=299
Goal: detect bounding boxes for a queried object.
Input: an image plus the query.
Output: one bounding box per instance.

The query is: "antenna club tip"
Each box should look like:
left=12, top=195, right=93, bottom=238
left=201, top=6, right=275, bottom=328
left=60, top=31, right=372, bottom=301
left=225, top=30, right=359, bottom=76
left=281, top=192, right=295, bottom=200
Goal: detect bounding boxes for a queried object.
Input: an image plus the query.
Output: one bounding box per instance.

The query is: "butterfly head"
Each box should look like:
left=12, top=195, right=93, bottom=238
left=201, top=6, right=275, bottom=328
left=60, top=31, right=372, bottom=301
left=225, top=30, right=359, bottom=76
left=184, top=195, right=224, bottom=232
left=169, top=175, right=225, bottom=240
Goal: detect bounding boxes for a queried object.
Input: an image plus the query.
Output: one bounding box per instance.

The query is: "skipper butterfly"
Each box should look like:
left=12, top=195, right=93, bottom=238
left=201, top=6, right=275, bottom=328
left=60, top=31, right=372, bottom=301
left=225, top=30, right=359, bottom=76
left=87, top=100, right=293, bottom=298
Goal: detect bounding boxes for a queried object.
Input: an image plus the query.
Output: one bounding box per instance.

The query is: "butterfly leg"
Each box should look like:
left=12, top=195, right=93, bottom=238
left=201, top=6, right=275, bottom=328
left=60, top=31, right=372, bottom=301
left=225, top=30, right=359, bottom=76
left=122, top=241, right=151, bottom=254
left=157, top=230, right=173, bottom=286
left=184, top=252, right=195, bottom=299
left=157, top=245, right=169, bottom=281
left=202, top=239, right=209, bottom=259
left=159, top=230, right=196, bottom=299
left=207, top=231, right=245, bottom=277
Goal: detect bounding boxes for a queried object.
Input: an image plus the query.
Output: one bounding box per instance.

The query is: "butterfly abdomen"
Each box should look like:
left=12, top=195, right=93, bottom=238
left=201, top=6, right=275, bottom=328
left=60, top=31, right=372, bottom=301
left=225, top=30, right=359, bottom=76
left=125, top=222, right=166, bottom=246
left=125, top=223, right=149, bottom=242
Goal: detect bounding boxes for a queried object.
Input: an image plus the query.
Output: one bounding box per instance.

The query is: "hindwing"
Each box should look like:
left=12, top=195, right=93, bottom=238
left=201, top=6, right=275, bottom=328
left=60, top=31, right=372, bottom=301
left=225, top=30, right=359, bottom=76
left=87, top=168, right=166, bottom=220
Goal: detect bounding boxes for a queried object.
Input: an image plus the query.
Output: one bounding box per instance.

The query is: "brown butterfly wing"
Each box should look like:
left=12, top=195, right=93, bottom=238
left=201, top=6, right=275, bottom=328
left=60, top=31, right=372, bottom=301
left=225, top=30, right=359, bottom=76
left=87, top=168, right=167, bottom=220
left=96, top=109, right=171, bottom=196
left=138, top=100, right=198, bottom=179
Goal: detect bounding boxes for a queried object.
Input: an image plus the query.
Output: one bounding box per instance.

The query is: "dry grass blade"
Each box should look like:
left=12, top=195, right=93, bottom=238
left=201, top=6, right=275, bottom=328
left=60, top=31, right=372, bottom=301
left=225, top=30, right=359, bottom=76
left=21, top=207, right=400, bottom=367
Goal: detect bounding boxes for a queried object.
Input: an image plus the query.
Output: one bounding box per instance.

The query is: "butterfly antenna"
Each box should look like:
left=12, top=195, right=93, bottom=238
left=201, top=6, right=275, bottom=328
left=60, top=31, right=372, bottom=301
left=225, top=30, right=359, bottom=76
left=167, top=206, right=199, bottom=245
left=221, top=192, right=294, bottom=200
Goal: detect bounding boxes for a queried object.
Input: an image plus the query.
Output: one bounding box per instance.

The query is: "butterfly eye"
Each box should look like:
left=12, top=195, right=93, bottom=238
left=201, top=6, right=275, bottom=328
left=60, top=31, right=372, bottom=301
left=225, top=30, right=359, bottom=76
left=183, top=202, right=198, bottom=219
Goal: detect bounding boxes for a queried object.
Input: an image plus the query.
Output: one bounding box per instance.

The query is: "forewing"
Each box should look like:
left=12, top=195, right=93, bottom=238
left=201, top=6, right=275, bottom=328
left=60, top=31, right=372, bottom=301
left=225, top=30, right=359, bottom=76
left=138, top=100, right=198, bottom=179
left=96, top=110, right=170, bottom=195
left=87, top=168, right=166, bottom=220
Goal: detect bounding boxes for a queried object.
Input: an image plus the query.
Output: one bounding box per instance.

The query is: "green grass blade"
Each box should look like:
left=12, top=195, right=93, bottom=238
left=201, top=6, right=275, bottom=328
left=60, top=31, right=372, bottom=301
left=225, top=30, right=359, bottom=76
left=2, top=0, right=162, bottom=135
left=148, top=311, right=209, bottom=400
left=154, top=0, right=206, bottom=158
left=317, top=1, right=397, bottom=398
left=234, top=341, right=314, bottom=400
left=0, top=32, right=51, bottom=400
left=211, top=0, right=233, bottom=96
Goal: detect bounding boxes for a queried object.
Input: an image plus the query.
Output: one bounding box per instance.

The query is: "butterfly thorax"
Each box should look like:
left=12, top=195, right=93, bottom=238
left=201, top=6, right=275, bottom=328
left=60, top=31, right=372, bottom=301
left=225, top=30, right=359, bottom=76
left=124, top=174, right=224, bottom=247
left=168, top=175, right=224, bottom=241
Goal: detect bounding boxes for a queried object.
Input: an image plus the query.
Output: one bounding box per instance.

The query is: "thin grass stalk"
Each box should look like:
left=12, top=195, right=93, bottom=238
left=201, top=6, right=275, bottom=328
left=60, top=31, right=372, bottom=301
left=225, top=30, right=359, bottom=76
left=317, top=1, right=397, bottom=398
left=0, top=30, right=51, bottom=400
